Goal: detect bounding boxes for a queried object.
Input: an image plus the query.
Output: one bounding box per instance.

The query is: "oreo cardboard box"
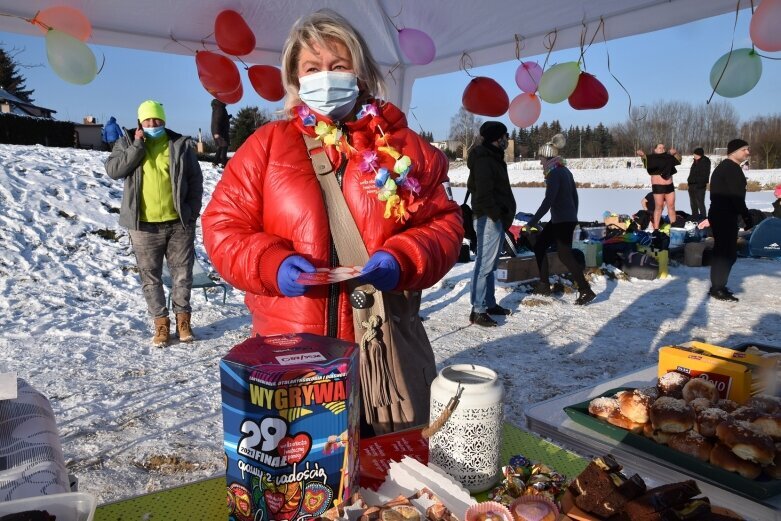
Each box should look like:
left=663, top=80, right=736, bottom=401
left=220, top=333, right=360, bottom=521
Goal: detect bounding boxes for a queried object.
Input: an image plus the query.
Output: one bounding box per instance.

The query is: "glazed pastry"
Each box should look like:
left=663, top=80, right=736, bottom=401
left=667, top=430, right=713, bottom=461
left=681, top=378, right=719, bottom=404
left=694, top=407, right=730, bottom=438
left=716, top=399, right=739, bottom=413
left=746, top=394, right=781, bottom=414
left=715, top=420, right=775, bottom=465
left=650, top=397, right=694, bottom=433
left=750, top=413, right=781, bottom=440
left=709, top=442, right=762, bottom=479
left=588, top=396, right=619, bottom=420
left=618, top=389, right=654, bottom=424
left=607, top=409, right=646, bottom=434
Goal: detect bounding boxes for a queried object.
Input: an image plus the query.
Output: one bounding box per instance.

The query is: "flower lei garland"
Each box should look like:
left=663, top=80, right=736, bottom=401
left=296, top=103, right=422, bottom=223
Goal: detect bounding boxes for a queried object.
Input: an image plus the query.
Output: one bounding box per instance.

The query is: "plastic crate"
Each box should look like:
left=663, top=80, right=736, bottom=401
left=0, top=492, right=96, bottom=520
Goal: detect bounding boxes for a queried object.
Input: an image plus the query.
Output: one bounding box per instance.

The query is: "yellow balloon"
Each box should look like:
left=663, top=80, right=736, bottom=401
left=46, top=29, right=97, bottom=85
left=538, top=62, right=581, bottom=104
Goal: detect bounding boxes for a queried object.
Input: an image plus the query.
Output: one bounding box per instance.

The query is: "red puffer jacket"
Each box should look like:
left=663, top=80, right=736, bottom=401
left=202, top=102, right=463, bottom=340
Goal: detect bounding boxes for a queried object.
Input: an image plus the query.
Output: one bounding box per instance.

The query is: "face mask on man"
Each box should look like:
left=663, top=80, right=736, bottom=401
left=143, top=126, right=166, bottom=139
left=298, top=71, right=359, bottom=120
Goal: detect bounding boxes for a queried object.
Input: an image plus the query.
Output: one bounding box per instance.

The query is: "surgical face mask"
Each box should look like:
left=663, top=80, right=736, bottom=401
left=143, top=126, right=166, bottom=139
left=298, top=71, right=359, bottom=120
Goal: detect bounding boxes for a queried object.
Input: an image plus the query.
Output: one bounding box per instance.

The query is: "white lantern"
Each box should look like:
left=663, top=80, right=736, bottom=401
left=428, top=364, right=504, bottom=493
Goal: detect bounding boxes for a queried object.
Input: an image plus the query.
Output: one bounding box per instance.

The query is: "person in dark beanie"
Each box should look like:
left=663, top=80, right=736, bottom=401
left=527, top=134, right=596, bottom=305
left=707, top=138, right=753, bottom=302
left=687, top=147, right=711, bottom=219
left=211, top=98, right=231, bottom=168
left=467, top=121, right=515, bottom=327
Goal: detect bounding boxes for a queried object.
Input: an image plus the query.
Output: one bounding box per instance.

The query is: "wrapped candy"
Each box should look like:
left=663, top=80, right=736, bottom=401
left=488, top=455, right=569, bottom=508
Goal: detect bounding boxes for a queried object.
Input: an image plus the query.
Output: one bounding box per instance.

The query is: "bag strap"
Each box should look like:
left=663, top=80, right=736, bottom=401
left=462, top=189, right=471, bottom=205
left=302, top=134, right=386, bottom=314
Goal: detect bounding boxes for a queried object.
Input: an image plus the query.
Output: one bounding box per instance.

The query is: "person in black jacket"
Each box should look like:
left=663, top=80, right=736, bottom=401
left=688, top=147, right=711, bottom=219
left=707, top=139, right=753, bottom=302
left=467, top=121, right=516, bottom=327
left=211, top=98, right=230, bottom=168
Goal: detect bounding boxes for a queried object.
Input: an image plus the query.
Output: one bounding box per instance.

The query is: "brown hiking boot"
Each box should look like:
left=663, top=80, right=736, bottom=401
left=176, top=312, right=195, bottom=342
left=152, top=317, right=170, bottom=347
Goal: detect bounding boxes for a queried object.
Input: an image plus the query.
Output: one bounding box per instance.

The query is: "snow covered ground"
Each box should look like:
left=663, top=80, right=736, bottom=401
left=1, top=144, right=780, bottom=505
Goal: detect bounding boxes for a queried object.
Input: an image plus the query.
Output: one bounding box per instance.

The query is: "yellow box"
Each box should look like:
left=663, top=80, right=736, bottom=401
left=658, top=345, right=752, bottom=403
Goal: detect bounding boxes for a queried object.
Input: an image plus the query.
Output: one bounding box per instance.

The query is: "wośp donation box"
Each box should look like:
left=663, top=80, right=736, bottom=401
left=220, top=333, right=360, bottom=521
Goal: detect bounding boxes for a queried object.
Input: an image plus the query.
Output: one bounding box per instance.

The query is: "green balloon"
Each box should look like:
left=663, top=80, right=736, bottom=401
left=538, top=62, right=580, bottom=104
left=709, top=48, right=762, bottom=98
left=46, top=29, right=97, bottom=85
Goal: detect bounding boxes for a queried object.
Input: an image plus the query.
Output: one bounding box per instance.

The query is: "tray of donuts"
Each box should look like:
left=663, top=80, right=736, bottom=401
left=563, top=375, right=781, bottom=499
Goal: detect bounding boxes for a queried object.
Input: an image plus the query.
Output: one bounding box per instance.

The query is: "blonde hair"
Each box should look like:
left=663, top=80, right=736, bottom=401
left=280, top=10, right=385, bottom=117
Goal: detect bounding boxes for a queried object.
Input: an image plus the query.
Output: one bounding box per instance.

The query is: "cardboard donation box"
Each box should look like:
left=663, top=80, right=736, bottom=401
left=658, top=341, right=777, bottom=404
left=220, top=333, right=360, bottom=521
left=496, top=252, right=576, bottom=283
left=573, top=240, right=603, bottom=267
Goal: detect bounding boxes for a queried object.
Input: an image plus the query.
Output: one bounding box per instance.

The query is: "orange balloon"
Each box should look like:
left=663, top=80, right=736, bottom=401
left=215, top=10, right=256, bottom=56
left=248, top=65, right=285, bottom=101
left=195, top=51, right=241, bottom=95
left=33, top=6, right=91, bottom=41
left=215, top=82, right=243, bottom=105
left=462, top=77, right=509, bottom=117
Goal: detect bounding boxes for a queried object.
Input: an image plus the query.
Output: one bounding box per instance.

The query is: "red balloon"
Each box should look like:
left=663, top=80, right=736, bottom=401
left=215, top=82, right=243, bottom=105
left=248, top=65, right=285, bottom=101
left=195, top=51, right=241, bottom=96
left=462, top=77, right=509, bottom=117
left=215, top=10, right=256, bottom=56
left=567, top=72, right=609, bottom=110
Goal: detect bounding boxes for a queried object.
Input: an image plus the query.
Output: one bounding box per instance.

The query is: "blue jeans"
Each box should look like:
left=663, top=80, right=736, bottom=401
left=470, top=216, right=503, bottom=313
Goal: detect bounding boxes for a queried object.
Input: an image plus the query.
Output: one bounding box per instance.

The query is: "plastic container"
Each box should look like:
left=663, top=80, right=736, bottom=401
left=582, top=225, right=606, bottom=240
left=0, top=492, right=96, bottom=520
left=669, top=228, right=686, bottom=248
left=428, top=364, right=504, bottom=493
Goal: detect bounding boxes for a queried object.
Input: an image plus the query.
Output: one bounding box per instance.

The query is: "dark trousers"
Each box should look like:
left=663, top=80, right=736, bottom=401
left=214, top=145, right=229, bottom=167
left=688, top=186, right=707, bottom=219
left=533, top=221, right=590, bottom=290
left=708, top=211, right=738, bottom=291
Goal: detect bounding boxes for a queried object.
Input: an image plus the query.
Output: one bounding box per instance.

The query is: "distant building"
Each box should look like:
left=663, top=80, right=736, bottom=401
left=0, top=88, right=56, bottom=118
left=74, top=115, right=104, bottom=149
left=431, top=140, right=463, bottom=153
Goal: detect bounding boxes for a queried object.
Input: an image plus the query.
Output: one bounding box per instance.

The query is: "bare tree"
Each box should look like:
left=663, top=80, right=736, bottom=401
left=448, top=107, right=482, bottom=156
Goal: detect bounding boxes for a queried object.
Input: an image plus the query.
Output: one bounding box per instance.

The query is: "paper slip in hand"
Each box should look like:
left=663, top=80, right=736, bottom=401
left=297, top=266, right=364, bottom=286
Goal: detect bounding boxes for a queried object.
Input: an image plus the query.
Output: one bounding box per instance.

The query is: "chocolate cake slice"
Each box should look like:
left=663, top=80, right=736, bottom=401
left=568, top=455, right=645, bottom=515
left=592, top=473, right=647, bottom=518
left=619, top=480, right=701, bottom=519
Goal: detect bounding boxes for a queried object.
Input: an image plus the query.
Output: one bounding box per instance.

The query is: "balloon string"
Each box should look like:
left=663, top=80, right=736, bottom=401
left=707, top=0, right=741, bottom=105
left=169, top=32, right=197, bottom=54
left=459, top=52, right=475, bottom=78
left=578, top=18, right=604, bottom=70
left=514, top=34, right=525, bottom=61
left=380, top=4, right=401, bottom=31
left=600, top=17, right=643, bottom=122
left=408, top=107, right=426, bottom=134
left=235, top=56, right=249, bottom=69
left=386, top=62, right=401, bottom=86
left=0, top=11, right=43, bottom=28
left=96, top=51, right=106, bottom=76
left=541, top=29, right=558, bottom=71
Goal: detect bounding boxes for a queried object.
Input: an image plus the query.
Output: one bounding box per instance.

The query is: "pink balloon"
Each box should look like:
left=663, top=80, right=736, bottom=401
left=508, top=93, right=541, bottom=128
left=750, top=0, right=781, bottom=52
left=33, top=6, right=91, bottom=41
left=515, top=61, right=542, bottom=93
left=398, top=28, right=435, bottom=65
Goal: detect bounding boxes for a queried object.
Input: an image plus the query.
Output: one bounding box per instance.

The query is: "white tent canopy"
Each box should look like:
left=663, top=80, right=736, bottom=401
left=0, top=0, right=741, bottom=111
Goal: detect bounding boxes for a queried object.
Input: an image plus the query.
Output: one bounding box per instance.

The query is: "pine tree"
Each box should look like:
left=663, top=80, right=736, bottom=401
left=0, top=46, right=34, bottom=102
left=229, top=106, right=270, bottom=150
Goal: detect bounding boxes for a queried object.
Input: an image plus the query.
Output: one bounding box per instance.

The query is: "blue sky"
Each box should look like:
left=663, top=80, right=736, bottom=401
left=1, top=8, right=778, bottom=141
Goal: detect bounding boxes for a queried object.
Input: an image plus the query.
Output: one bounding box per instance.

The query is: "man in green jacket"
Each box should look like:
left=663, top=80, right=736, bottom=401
left=105, top=100, right=203, bottom=346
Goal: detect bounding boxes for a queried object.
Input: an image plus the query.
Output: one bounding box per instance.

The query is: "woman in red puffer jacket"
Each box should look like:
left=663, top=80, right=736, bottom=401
left=202, top=11, right=462, bottom=430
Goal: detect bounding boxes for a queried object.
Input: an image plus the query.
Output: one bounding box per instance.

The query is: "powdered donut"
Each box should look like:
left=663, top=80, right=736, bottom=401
left=715, top=420, right=775, bottom=465
left=695, top=407, right=730, bottom=438
left=751, top=413, right=781, bottom=440
left=650, top=396, right=694, bottom=433
left=667, top=430, right=713, bottom=461
left=688, top=397, right=715, bottom=413
left=746, top=395, right=781, bottom=415
left=588, top=396, right=620, bottom=420
left=618, top=389, right=654, bottom=424
left=710, top=442, right=762, bottom=479
left=716, top=399, right=739, bottom=413
left=657, top=371, right=689, bottom=398
left=681, top=378, right=719, bottom=404
left=732, top=406, right=762, bottom=422
left=642, top=422, right=674, bottom=445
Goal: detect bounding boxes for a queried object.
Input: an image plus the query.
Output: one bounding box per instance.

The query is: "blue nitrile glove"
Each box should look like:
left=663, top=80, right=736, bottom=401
left=277, top=255, right=316, bottom=297
left=359, top=251, right=400, bottom=291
